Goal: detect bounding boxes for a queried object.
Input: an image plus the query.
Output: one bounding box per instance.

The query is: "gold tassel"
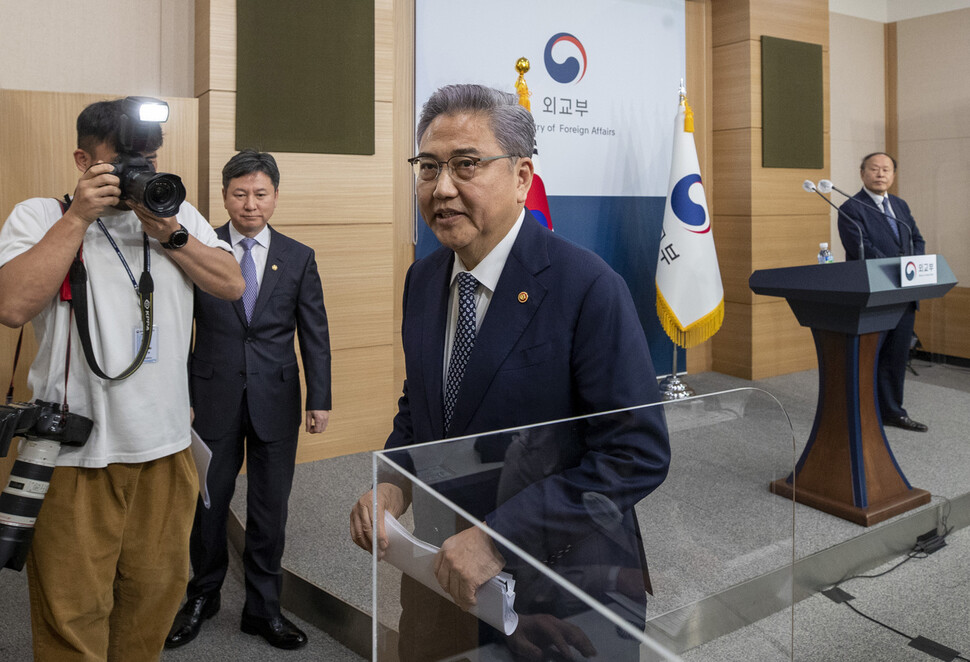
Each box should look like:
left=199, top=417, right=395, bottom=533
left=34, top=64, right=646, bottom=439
left=684, top=98, right=695, bottom=133
left=655, top=289, right=724, bottom=349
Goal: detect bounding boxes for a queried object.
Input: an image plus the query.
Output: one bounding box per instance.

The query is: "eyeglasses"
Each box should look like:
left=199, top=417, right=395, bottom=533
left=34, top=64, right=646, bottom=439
left=407, top=154, right=516, bottom=182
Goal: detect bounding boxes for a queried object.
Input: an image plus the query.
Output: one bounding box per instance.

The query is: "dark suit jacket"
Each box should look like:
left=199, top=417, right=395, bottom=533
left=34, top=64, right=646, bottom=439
left=191, top=223, right=331, bottom=442
left=838, top=189, right=926, bottom=261
left=385, top=216, right=670, bottom=609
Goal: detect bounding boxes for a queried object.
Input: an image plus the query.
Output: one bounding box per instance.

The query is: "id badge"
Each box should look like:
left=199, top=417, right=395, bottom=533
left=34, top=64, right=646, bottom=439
left=134, top=326, right=159, bottom=363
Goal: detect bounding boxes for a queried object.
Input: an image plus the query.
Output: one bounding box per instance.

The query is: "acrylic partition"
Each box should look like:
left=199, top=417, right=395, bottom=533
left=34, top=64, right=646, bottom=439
left=371, top=389, right=797, bottom=661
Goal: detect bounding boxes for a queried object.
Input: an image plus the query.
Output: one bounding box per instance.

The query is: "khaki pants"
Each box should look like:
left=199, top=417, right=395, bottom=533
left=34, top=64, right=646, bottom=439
left=26, top=448, right=197, bottom=662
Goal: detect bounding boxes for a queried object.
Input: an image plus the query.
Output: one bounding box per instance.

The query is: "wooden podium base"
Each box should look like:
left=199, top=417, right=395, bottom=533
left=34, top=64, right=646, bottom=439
left=772, top=330, right=930, bottom=527
left=770, top=478, right=930, bottom=527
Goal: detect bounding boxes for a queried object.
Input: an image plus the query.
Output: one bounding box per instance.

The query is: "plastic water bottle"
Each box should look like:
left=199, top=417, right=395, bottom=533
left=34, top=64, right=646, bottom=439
left=817, top=242, right=834, bottom=264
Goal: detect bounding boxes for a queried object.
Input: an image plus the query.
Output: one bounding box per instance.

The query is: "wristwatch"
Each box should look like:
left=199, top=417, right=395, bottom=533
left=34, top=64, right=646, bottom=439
left=161, top=224, right=189, bottom=250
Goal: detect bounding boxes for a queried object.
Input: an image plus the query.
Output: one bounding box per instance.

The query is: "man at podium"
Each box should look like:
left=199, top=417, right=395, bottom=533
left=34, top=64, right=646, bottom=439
left=837, top=152, right=928, bottom=432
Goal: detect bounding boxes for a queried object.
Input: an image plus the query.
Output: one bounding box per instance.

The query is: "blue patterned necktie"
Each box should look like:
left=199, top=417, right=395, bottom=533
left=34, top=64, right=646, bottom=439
left=881, top=197, right=900, bottom=240
left=239, top=237, right=259, bottom=322
left=443, top=272, right=479, bottom=433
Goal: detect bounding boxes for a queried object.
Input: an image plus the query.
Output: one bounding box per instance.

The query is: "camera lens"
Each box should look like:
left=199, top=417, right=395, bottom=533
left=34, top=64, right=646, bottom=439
left=114, top=154, right=187, bottom=218
left=144, top=174, right=186, bottom=217
left=129, top=172, right=186, bottom=218
left=0, top=438, right=59, bottom=571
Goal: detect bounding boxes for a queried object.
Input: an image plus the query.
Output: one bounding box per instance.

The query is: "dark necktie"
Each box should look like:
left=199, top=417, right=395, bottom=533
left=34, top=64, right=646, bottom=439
left=443, top=272, right=479, bottom=433
left=881, top=197, right=900, bottom=240
left=239, top=237, right=258, bottom=322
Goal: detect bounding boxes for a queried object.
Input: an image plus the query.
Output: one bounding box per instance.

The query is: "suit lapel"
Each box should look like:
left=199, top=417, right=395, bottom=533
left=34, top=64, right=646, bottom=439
left=421, top=251, right=452, bottom=441
left=215, top=223, right=250, bottom=327
left=446, top=220, right=550, bottom=436
left=249, top=226, right=286, bottom=324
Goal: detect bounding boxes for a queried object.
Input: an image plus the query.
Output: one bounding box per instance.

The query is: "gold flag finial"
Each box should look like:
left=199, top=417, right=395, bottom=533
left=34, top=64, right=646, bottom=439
left=515, top=57, right=531, bottom=112
left=679, top=80, right=694, bottom=133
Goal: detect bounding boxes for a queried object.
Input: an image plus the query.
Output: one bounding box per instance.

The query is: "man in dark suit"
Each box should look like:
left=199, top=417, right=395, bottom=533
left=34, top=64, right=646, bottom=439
left=350, top=84, right=669, bottom=661
left=166, top=150, right=332, bottom=650
left=838, top=151, right=927, bottom=432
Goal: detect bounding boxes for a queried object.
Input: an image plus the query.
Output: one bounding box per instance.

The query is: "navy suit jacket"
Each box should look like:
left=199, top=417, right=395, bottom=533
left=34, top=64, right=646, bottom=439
left=838, top=189, right=925, bottom=261
left=385, top=216, right=670, bottom=603
left=191, top=223, right=331, bottom=442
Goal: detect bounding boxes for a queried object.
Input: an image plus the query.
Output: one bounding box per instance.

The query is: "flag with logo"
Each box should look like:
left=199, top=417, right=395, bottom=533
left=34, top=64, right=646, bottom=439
left=655, top=93, right=723, bottom=348
left=515, top=61, right=553, bottom=230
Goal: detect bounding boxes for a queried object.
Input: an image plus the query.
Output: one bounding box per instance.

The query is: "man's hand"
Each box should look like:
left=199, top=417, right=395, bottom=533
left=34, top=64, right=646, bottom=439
left=69, top=163, right=121, bottom=225
left=433, top=525, right=506, bottom=611
left=350, top=482, right=405, bottom=558
left=507, top=613, right=597, bottom=661
left=305, top=410, right=330, bottom=434
left=129, top=202, right=180, bottom=243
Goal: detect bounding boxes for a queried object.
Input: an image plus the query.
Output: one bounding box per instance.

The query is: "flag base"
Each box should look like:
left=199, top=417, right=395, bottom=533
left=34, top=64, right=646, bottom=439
left=658, top=373, right=695, bottom=401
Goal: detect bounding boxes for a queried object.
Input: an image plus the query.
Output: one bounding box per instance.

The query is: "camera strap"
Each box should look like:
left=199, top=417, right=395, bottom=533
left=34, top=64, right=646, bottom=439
left=57, top=197, right=154, bottom=381
left=4, top=328, right=25, bottom=404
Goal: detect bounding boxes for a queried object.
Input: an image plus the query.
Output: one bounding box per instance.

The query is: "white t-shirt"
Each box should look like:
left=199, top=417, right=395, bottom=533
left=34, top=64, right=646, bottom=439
left=0, top=198, right=231, bottom=467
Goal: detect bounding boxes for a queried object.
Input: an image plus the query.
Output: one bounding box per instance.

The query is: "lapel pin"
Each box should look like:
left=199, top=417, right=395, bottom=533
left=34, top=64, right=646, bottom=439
left=271, top=264, right=278, bottom=271
left=517, top=291, right=529, bottom=303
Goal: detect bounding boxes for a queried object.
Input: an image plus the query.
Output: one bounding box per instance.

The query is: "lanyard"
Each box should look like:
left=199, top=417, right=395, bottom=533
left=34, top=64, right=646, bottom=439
left=95, top=218, right=150, bottom=292
left=68, top=213, right=156, bottom=381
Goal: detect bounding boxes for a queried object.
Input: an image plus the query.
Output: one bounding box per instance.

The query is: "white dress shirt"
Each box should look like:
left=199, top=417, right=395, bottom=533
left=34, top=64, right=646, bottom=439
left=228, top=223, right=272, bottom=289
left=442, top=209, right=526, bottom=383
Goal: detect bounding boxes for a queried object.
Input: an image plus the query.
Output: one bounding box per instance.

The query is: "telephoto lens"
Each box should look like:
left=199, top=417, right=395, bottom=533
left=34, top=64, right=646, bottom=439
left=0, top=438, right=60, bottom=571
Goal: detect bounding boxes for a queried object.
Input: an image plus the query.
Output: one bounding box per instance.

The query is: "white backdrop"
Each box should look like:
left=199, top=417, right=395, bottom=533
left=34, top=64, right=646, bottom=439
left=414, top=0, right=686, bottom=198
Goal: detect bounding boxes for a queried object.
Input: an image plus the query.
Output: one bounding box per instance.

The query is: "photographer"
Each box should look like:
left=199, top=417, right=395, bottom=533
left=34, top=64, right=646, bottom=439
left=0, top=98, right=244, bottom=660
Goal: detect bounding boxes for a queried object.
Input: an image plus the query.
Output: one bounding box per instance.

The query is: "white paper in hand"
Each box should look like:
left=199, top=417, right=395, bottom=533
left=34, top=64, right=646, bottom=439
left=382, top=511, right=518, bottom=635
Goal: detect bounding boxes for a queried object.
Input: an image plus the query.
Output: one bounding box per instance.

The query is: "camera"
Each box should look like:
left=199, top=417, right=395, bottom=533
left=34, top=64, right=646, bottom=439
left=111, top=96, right=186, bottom=218
left=0, top=401, right=40, bottom=458
left=0, top=400, right=92, bottom=571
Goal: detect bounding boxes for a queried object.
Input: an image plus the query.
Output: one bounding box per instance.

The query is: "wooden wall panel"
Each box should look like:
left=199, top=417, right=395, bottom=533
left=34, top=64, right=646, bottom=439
left=198, top=90, right=236, bottom=218
left=715, top=213, right=829, bottom=305
left=279, top=224, right=393, bottom=352
left=712, top=300, right=815, bottom=378
left=749, top=0, right=830, bottom=48
left=712, top=40, right=757, bottom=132
left=712, top=214, right=753, bottom=303
left=195, top=0, right=236, bottom=97
left=713, top=0, right=829, bottom=47
left=392, top=0, right=416, bottom=389
left=712, top=128, right=754, bottom=217
left=916, top=286, right=970, bottom=360
left=710, top=0, right=830, bottom=379
left=295, top=344, right=396, bottom=462
left=711, top=0, right=752, bottom=48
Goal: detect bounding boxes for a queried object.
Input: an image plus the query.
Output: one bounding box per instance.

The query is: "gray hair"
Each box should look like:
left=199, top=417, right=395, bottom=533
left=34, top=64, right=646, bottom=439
left=416, top=84, right=535, bottom=158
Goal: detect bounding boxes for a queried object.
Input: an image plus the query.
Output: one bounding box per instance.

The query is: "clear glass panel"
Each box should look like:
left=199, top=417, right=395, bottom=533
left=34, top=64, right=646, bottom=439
left=371, top=388, right=796, bottom=661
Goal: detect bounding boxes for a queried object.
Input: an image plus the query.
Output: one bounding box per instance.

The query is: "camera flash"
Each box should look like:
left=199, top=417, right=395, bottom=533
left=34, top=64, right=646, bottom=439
left=138, top=102, right=169, bottom=123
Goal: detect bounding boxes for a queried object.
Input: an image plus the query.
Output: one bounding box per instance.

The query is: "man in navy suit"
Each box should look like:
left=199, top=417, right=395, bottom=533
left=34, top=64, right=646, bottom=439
left=838, top=152, right=927, bottom=432
left=167, top=150, right=332, bottom=650
left=350, top=84, right=669, bottom=661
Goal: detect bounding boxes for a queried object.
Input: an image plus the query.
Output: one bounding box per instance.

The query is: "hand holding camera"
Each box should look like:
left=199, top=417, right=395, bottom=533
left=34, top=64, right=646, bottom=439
left=69, top=162, right=122, bottom=225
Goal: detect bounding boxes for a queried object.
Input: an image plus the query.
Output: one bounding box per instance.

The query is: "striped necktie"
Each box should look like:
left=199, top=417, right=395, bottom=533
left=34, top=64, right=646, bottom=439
left=443, top=272, right=479, bottom=433
left=239, top=237, right=259, bottom=322
left=881, top=197, right=900, bottom=240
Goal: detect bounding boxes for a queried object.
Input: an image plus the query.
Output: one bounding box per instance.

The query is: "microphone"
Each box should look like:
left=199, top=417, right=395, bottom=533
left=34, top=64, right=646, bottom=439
left=823, top=180, right=915, bottom=256
left=801, top=180, right=865, bottom=259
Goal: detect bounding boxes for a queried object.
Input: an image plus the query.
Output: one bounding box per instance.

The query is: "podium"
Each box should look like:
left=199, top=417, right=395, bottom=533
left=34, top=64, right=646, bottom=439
left=749, top=257, right=956, bottom=526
